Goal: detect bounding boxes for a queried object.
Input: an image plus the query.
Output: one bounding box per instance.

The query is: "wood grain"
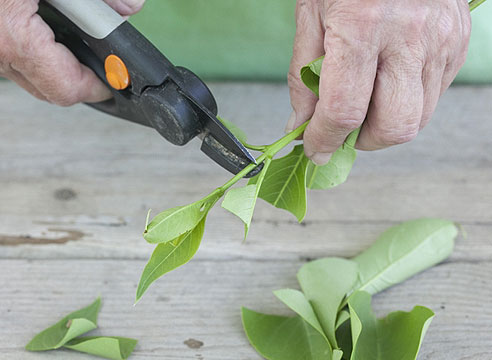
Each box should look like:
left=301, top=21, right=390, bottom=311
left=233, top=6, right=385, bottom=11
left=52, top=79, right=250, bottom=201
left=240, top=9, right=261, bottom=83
left=1, top=81, right=491, bottom=359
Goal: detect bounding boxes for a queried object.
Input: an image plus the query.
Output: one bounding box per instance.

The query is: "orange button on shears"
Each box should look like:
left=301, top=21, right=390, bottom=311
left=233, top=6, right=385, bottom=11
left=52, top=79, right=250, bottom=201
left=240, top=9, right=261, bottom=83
left=104, top=54, right=130, bottom=90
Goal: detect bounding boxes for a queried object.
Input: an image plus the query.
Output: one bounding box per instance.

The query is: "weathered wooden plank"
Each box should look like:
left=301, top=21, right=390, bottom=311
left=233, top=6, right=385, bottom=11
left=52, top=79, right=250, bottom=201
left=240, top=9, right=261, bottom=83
left=1, top=259, right=491, bottom=359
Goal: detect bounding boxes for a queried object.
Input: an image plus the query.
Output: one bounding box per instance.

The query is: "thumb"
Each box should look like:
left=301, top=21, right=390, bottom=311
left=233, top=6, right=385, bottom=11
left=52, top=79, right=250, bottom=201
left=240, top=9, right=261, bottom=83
left=286, top=0, right=324, bottom=133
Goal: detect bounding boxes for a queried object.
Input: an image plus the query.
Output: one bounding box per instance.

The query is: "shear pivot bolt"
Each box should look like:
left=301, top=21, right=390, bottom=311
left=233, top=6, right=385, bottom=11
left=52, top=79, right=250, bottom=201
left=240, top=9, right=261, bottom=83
left=104, top=54, right=130, bottom=90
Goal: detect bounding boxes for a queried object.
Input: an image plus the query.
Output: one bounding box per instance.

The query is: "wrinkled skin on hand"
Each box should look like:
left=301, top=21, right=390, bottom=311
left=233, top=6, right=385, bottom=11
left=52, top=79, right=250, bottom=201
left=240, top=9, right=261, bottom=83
left=0, top=0, right=145, bottom=106
left=287, top=0, right=471, bottom=165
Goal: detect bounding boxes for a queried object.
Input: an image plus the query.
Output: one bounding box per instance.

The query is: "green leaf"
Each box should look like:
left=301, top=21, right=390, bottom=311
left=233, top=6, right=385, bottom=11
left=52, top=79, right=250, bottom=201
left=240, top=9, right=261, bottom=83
left=273, top=289, right=328, bottom=342
left=218, top=116, right=248, bottom=144
left=26, top=298, right=101, bottom=351
left=64, top=337, right=138, bottom=360
left=300, top=56, right=324, bottom=96
left=348, top=291, right=434, bottom=360
left=297, top=258, right=358, bottom=349
left=222, top=158, right=272, bottom=239
left=305, top=128, right=360, bottom=190
left=143, top=194, right=218, bottom=244
left=352, top=218, right=457, bottom=296
left=241, top=307, right=333, bottom=360
left=249, top=145, right=309, bottom=222
left=136, top=218, right=206, bottom=302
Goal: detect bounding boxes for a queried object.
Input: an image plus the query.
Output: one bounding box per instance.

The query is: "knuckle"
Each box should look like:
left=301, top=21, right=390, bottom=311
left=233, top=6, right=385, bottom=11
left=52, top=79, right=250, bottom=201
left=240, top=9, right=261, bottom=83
left=330, top=117, right=363, bottom=132
left=318, top=101, right=366, bottom=130
left=287, top=70, right=301, bottom=88
left=371, top=124, right=419, bottom=146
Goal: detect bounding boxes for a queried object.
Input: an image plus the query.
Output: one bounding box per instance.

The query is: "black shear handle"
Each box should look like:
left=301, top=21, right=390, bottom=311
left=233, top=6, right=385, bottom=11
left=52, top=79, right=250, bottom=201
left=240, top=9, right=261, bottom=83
left=37, top=1, right=218, bottom=146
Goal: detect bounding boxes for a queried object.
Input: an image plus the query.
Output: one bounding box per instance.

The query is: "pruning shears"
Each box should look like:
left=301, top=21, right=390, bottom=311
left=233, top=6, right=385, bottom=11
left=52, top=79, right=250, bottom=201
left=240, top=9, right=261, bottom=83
left=37, top=0, right=260, bottom=177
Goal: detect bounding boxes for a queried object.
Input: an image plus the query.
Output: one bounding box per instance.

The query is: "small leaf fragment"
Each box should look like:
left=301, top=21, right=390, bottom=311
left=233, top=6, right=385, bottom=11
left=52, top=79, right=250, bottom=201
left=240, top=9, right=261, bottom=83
left=300, top=56, right=324, bottom=96
left=297, top=258, right=358, bottom=348
left=137, top=218, right=206, bottom=302
left=64, top=336, right=138, bottom=360
left=26, top=298, right=101, bottom=351
left=348, top=291, right=434, bottom=360
left=144, top=194, right=218, bottom=244
left=241, top=307, right=333, bottom=360
left=352, top=218, right=458, bottom=296
left=332, top=350, right=344, bottom=360
left=250, top=145, right=309, bottom=222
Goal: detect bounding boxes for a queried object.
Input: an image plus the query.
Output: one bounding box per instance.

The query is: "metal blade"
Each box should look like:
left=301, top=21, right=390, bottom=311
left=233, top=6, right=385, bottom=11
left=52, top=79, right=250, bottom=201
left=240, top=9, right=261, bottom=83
left=180, top=90, right=261, bottom=177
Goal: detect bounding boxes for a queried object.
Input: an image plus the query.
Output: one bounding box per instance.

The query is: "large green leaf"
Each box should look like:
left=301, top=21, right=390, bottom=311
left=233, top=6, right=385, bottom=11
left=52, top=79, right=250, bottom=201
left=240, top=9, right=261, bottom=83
left=64, top=337, right=138, bottom=360
left=249, top=145, right=309, bottom=222
left=300, top=56, right=324, bottom=96
left=26, top=298, right=101, bottom=351
left=136, top=218, right=206, bottom=302
left=297, top=258, right=358, bottom=348
left=144, top=194, right=218, bottom=244
left=305, top=128, right=360, bottom=190
left=222, top=158, right=272, bottom=239
left=273, top=289, right=328, bottom=342
left=241, top=307, right=333, bottom=360
left=348, top=291, right=434, bottom=360
left=352, top=218, right=457, bottom=296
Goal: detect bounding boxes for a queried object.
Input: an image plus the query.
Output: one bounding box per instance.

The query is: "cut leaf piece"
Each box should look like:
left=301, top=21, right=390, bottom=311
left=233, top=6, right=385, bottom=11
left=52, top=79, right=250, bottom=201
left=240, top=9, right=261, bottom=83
left=136, top=218, right=206, bottom=302
left=218, top=116, right=248, bottom=144
left=144, top=193, right=218, bottom=244
left=297, top=258, right=358, bottom=349
left=26, top=298, right=101, bottom=351
left=305, top=128, right=360, bottom=190
left=273, top=289, right=327, bottom=342
left=222, top=158, right=271, bottom=239
left=249, top=145, right=309, bottom=222
left=242, top=307, right=333, bottom=360
left=64, top=336, right=138, bottom=360
left=352, top=218, right=457, bottom=296
left=300, top=56, right=324, bottom=96
left=348, top=291, right=434, bottom=360
left=332, top=350, right=344, bottom=360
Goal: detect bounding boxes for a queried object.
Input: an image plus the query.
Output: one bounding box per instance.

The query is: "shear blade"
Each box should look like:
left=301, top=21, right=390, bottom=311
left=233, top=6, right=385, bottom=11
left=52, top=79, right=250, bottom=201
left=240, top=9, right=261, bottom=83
left=181, top=91, right=260, bottom=177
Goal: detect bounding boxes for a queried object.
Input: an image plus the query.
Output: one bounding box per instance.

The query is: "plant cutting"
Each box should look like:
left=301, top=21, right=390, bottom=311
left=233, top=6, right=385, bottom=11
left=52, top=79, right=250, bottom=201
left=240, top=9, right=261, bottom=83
left=136, top=0, right=487, bottom=302
left=242, top=218, right=459, bottom=360
left=136, top=54, right=358, bottom=302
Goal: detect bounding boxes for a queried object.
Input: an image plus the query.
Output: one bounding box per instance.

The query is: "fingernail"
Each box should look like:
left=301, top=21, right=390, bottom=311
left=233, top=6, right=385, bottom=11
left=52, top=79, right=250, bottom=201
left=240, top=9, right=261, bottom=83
left=311, top=152, right=332, bottom=166
left=285, top=111, right=297, bottom=133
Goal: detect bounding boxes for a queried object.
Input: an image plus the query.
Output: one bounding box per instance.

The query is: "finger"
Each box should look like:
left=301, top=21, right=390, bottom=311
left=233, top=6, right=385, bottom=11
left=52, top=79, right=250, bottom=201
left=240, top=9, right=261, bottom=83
left=441, top=2, right=471, bottom=95
left=4, top=68, right=47, bottom=101
left=103, top=0, right=145, bottom=16
left=286, top=0, right=325, bottom=133
left=357, top=56, right=423, bottom=151
left=303, top=33, right=378, bottom=163
left=420, top=61, right=445, bottom=130
left=12, top=14, right=112, bottom=106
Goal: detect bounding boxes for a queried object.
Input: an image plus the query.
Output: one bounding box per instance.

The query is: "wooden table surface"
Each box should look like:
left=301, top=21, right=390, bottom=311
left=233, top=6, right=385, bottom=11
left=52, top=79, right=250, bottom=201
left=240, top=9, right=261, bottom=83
left=1, top=81, right=491, bottom=359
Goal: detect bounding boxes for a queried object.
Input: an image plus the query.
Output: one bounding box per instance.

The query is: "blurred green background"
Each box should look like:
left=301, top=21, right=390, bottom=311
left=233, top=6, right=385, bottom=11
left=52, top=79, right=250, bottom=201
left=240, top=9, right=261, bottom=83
left=130, top=0, right=492, bottom=83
